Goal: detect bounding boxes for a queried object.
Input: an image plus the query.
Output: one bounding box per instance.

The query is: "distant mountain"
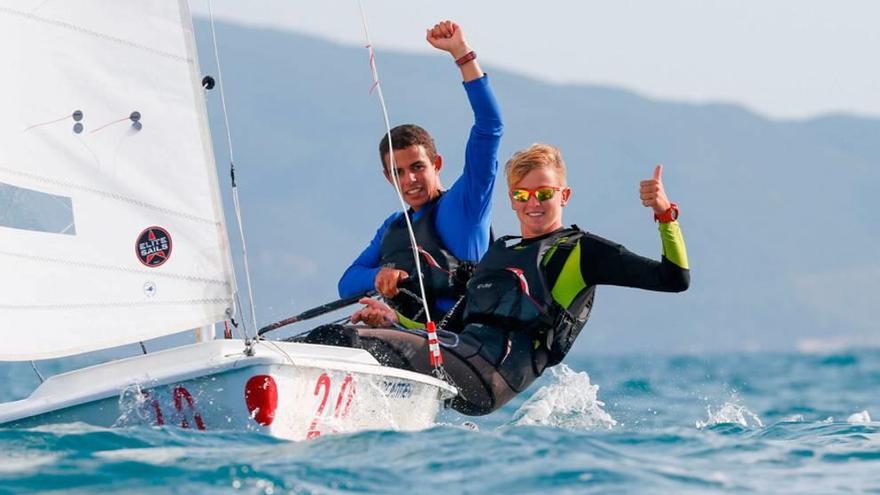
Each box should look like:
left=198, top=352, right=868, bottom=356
left=194, top=20, right=880, bottom=354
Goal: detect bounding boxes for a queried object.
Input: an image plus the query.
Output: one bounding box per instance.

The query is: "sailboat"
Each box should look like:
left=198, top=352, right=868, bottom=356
left=0, top=1, right=455, bottom=440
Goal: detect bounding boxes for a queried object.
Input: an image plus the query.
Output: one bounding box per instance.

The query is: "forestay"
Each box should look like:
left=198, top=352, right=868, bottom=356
left=0, top=1, right=235, bottom=360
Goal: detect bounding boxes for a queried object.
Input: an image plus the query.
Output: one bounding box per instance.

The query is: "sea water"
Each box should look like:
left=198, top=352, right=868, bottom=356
left=1, top=349, right=879, bottom=494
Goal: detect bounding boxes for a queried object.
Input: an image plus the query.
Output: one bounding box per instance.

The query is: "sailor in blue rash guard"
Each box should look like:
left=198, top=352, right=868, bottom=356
left=337, top=20, right=503, bottom=322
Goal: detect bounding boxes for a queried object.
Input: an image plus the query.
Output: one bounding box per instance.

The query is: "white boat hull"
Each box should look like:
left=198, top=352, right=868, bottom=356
left=0, top=340, right=456, bottom=441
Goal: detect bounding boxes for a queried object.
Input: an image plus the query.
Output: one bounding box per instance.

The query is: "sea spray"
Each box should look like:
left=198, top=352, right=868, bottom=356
left=114, top=383, right=154, bottom=427
left=510, top=364, right=616, bottom=429
left=696, top=400, right=764, bottom=428
left=846, top=410, right=872, bottom=424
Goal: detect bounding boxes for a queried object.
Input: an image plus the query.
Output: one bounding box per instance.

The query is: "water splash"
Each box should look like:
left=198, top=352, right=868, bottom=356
left=462, top=421, right=479, bottom=431
left=847, top=410, right=872, bottom=424
left=696, top=401, right=764, bottom=429
left=114, top=383, right=157, bottom=427
left=510, top=364, right=616, bottom=429
left=781, top=414, right=805, bottom=422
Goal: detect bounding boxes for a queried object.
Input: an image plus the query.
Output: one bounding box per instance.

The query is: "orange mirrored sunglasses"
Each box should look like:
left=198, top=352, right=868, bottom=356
left=510, top=186, right=563, bottom=202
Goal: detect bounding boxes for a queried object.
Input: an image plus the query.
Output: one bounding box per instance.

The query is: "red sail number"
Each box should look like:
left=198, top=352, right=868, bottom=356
left=306, top=374, right=332, bottom=439
left=173, top=386, right=206, bottom=430
left=143, top=386, right=205, bottom=430
left=306, top=373, right=356, bottom=439
left=334, top=374, right=355, bottom=419
left=141, top=390, right=164, bottom=426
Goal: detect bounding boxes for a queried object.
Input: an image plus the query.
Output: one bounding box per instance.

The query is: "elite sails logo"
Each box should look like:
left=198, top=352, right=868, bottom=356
left=136, top=226, right=172, bottom=267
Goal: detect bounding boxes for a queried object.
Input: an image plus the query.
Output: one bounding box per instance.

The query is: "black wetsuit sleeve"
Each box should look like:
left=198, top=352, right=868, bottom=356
left=579, top=232, right=690, bottom=292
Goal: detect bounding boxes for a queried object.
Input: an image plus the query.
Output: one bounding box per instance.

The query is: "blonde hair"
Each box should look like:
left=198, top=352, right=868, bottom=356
left=505, top=143, right=567, bottom=188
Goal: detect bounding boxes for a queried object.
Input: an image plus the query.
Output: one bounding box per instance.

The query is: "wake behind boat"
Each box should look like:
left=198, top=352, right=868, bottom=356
left=0, top=0, right=455, bottom=440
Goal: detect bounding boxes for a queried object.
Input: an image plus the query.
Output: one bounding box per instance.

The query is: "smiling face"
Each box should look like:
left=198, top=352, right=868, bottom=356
left=510, top=166, right=571, bottom=239
left=383, top=145, right=443, bottom=211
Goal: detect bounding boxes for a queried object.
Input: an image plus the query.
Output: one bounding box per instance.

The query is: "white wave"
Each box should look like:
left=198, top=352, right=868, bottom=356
left=95, top=447, right=190, bottom=465
left=510, top=364, right=616, bottom=429
left=781, top=414, right=805, bottom=422
left=846, top=410, right=872, bottom=424
left=0, top=451, right=60, bottom=474
left=696, top=401, right=764, bottom=429
left=796, top=337, right=877, bottom=354
left=26, top=421, right=108, bottom=434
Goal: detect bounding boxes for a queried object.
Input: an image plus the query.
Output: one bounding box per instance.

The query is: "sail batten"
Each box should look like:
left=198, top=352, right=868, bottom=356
left=0, top=166, right=222, bottom=226
left=0, top=0, right=236, bottom=360
left=0, top=250, right=230, bottom=286
left=0, top=6, right=192, bottom=62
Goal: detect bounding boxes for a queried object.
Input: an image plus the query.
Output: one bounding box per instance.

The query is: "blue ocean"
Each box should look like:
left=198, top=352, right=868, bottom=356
left=1, top=349, right=878, bottom=494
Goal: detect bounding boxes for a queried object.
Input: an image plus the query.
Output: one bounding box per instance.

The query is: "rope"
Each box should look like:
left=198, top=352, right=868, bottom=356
left=30, top=361, right=44, bottom=384
left=207, top=0, right=258, bottom=343
left=22, top=112, right=75, bottom=132
left=356, top=1, right=444, bottom=372
left=88, top=115, right=131, bottom=134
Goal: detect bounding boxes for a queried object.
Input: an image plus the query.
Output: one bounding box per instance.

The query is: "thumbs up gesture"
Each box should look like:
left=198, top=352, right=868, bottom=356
left=639, top=164, right=672, bottom=214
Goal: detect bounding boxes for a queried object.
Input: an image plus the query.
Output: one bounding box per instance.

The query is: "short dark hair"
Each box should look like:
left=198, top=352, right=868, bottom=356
left=378, top=124, right=437, bottom=170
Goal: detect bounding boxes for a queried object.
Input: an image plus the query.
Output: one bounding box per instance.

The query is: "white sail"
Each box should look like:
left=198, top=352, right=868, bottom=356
left=0, top=1, right=235, bottom=360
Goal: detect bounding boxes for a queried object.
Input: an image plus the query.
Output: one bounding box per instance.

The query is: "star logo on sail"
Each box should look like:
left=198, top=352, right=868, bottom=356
left=136, top=226, right=173, bottom=267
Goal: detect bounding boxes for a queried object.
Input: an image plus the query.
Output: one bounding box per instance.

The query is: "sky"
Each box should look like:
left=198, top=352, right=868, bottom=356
left=190, top=0, right=879, bottom=121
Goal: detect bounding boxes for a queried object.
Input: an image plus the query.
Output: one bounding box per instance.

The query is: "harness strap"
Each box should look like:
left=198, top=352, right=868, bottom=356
left=542, top=227, right=582, bottom=292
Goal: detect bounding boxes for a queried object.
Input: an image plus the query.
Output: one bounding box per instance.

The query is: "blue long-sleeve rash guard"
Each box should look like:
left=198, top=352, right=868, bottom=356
left=338, top=75, right=503, bottom=311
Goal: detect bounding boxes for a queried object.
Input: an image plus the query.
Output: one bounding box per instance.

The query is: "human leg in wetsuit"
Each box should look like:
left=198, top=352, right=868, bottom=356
left=293, top=324, right=523, bottom=415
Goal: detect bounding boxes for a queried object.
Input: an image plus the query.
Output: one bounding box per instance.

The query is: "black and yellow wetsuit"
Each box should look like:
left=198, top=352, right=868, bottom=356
left=321, top=221, right=689, bottom=415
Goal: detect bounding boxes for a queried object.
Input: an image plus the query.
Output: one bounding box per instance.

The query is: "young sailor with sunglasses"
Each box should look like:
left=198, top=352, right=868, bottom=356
left=347, top=143, right=690, bottom=415
left=337, top=20, right=503, bottom=324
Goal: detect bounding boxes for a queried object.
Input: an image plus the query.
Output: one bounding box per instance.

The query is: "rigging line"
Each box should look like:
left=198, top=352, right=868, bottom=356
left=357, top=2, right=446, bottom=376
left=207, top=0, right=258, bottom=342
left=232, top=291, right=248, bottom=340
left=22, top=113, right=72, bottom=131
left=88, top=116, right=129, bottom=134
left=256, top=339, right=296, bottom=366
left=356, top=1, right=433, bottom=326
left=223, top=308, right=243, bottom=340
left=30, top=361, right=44, bottom=384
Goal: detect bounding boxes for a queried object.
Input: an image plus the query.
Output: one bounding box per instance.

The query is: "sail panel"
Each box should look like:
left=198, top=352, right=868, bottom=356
left=0, top=1, right=236, bottom=360
left=0, top=182, right=77, bottom=235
